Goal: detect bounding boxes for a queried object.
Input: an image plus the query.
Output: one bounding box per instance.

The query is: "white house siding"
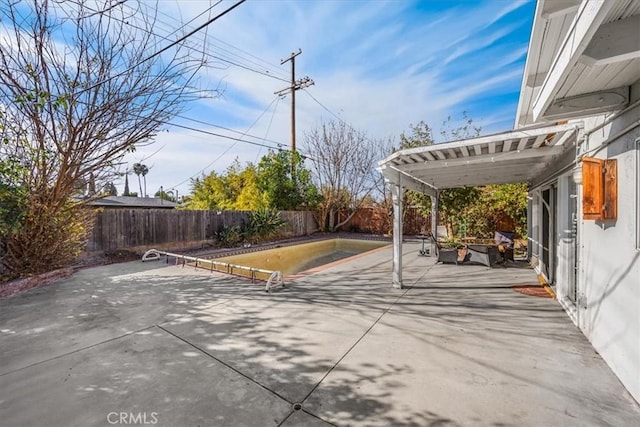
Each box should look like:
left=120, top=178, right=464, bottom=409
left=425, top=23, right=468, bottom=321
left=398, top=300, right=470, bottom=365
left=578, top=101, right=640, bottom=403
left=527, top=88, right=640, bottom=403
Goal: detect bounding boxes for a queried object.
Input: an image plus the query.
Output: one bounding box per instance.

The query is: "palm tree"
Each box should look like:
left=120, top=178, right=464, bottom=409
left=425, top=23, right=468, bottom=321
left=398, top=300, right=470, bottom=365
left=141, top=164, right=149, bottom=197
left=132, top=163, right=149, bottom=197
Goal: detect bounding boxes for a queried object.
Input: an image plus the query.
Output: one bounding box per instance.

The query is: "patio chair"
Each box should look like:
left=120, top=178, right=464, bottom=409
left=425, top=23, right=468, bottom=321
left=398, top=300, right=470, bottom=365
left=466, top=244, right=501, bottom=267
left=437, top=246, right=460, bottom=264
left=494, top=231, right=515, bottom=262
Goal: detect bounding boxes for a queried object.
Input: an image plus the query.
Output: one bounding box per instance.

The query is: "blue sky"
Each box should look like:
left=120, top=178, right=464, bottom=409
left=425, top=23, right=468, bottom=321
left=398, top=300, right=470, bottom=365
left=100, top=0, right=536, bottom=196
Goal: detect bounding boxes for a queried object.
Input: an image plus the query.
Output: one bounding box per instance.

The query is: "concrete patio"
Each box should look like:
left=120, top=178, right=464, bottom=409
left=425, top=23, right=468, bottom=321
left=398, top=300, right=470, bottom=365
left=1, top=241, right=638, bottom=426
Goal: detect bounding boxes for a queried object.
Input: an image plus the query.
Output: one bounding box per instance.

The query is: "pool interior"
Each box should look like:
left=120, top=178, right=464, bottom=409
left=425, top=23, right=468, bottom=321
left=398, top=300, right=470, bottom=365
left=211, top=238, right=388, bottom=280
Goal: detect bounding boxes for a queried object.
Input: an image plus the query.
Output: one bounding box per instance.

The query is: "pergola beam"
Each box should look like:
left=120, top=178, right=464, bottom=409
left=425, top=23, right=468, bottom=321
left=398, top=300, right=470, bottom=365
left=391, top=145, right=565, bottom=173
left=382, top=123, right=577, bottom=164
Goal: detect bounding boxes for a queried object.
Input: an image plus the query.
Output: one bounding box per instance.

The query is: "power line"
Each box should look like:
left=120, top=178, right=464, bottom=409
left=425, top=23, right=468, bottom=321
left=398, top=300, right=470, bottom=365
left=302, top=89, right=396, bottom=158
left=124, top=0, right=247, bottom=70
left=48, top=1, right=290, bottom=95
left=303, top=88, right=344, bottom=123
left=174, top=114, right=284, bottom=147
left=80, top=0, right=247, bottom=94
left=207, top=36, right=289, bottom=80
left=167, top=96, right=283, bottom=189
left=142, top=3, right=290, bottom=80
left=114, top=1, right=290, bottom=82
left=255, top=96, right=281, bottom=163
left=162, top=1, right=224, bottom=41
left=303, top=88, right=381, bottom=147
left=168, top=122, right=281, bottom=151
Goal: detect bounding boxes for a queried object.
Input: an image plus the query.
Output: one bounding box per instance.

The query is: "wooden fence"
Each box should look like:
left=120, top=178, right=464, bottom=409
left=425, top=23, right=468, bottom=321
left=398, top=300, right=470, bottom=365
left=85, top=209, right=318, bottom=253
left=338, top=207, right=431, bottom=235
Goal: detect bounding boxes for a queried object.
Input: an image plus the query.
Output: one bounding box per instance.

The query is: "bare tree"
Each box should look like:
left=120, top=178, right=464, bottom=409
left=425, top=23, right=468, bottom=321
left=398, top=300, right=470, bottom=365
left=370, top=135, right=397, bottom=234
left=0, top=0, right=215, bottom=277
left=302, top=120, right=380, bottom=232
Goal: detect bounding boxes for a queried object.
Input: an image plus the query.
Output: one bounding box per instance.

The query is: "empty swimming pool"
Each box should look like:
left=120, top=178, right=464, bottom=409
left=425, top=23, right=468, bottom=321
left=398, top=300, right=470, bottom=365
left=214, top=238, right=389, bottom=278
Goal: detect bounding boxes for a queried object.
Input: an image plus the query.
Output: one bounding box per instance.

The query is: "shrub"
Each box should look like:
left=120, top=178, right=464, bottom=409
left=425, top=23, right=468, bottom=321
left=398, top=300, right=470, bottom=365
left=247, top=209, right=285, bottom=242
left=1, top=197, right=94, bottom=282
left=216, top=225, right=243, bottom=247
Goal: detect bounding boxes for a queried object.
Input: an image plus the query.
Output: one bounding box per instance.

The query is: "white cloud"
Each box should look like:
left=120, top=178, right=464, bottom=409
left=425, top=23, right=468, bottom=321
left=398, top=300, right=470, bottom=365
left=109, top=0, right=536, bottom=196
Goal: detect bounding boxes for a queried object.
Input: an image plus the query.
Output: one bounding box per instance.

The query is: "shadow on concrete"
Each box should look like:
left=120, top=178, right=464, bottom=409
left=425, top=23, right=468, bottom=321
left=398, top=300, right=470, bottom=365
left=1, top=243, right=639, bottom=426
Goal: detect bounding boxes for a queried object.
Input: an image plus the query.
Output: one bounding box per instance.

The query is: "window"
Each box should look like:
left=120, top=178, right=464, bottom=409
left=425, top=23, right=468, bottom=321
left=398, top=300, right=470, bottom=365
left=582, top=157, right=617, bottom=221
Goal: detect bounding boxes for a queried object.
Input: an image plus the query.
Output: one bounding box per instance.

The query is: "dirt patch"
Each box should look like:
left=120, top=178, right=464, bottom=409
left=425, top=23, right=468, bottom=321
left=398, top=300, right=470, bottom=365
left=1, top=250, right=139, bottom=299
left=0, top=268, right=73, bottom=299
left=74, top=249, right=140, bottom=269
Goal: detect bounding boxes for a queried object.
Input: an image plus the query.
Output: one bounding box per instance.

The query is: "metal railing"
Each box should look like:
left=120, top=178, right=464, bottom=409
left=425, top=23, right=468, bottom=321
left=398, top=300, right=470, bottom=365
left=141, top=249, right=285, bottom=292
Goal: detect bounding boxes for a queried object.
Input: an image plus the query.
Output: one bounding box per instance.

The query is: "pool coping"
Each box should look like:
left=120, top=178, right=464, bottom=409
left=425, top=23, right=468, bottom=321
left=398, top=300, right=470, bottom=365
left=197, top=233, right=392, bottom=260
left=174, top=234, right=392, bottom=284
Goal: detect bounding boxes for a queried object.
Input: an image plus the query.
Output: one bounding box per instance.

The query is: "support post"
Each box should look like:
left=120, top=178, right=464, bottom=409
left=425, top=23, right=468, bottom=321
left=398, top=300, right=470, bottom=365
left=391, top=177, right=403, bottom=289
left=431, top=192, right=438, bottom=252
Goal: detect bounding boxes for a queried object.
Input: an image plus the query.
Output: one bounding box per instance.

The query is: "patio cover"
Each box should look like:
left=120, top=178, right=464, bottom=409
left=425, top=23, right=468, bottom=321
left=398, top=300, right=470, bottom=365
left=379, top=122, right=581, bottom=195
left=378, top=122, right=582, bottom=287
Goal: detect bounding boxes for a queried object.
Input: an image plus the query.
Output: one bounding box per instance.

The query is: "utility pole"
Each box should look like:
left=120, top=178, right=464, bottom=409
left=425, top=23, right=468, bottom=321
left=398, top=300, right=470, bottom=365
left=275, top=49, right=314, bottom=153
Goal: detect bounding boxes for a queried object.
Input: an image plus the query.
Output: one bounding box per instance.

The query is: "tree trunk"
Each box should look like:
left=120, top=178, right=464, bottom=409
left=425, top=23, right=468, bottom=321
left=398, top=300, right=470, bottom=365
left=333, top=209, right=358, bottom=232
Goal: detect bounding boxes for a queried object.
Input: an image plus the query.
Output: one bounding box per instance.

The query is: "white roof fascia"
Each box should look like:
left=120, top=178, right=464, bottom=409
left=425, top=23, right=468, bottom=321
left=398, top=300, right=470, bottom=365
left=531, top=0, right=615, bottom=122
left=382, top=123, right=577, bottom=163
left=515, top=0, right=547, bottom=128
left=541, top=1, right=580, bottom=19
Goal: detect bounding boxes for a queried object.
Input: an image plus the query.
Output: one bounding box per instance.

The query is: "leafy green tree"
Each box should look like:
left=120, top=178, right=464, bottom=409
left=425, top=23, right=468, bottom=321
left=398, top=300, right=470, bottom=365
left=438, top=187, right=481, bottom=237
left=257, top=150, right=320, bottom=211
left=464, top=184, right=528, bottom=238
left=103, top=182, right=118, bottom=196
left=488, top=183, right=528, bottom=229
left=400, top=120, right=434, bottom=149
left=186, top=152, right=319, bottom=212
left=228, top=162, right=267, bottom=210
left=0, top=156, right=27, bottom=238
left=436, top=113, right=489, bottom=237
left=154, top=189, right=176, bottom=202
left=439, top=111, right=482, bottom=142
left=187, top=160, right=267, bottom=211
left=188, top=172, right=229, bottom=210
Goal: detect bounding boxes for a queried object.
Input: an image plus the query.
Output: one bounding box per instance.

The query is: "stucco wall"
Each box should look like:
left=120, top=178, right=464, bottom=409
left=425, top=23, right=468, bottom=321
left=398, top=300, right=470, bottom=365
left=529, top=98, right=640, bottom=403
left=578, top=102, right=640, bottom=403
